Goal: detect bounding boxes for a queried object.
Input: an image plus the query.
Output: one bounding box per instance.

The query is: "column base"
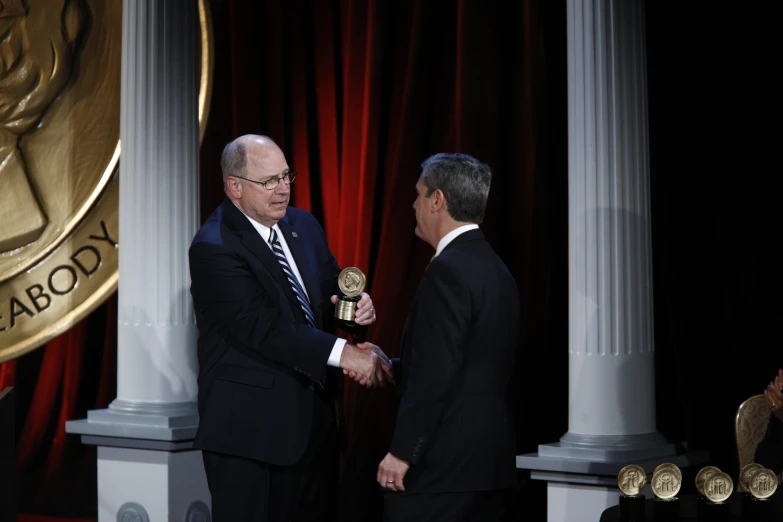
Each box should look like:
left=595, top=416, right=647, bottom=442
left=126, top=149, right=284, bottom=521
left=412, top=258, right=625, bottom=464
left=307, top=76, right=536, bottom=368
left=66, top=401, right=199, bottom=442
left=540, top=431, right=676, bottom=461
left=97, top=446, right=210, bottom=522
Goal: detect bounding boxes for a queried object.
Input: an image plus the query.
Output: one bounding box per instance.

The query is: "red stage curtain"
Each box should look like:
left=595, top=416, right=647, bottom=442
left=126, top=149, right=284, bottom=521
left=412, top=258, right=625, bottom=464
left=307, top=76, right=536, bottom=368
left=0, top=295, right=117, bottom=518
left=0, top=359, right=15, bottom=391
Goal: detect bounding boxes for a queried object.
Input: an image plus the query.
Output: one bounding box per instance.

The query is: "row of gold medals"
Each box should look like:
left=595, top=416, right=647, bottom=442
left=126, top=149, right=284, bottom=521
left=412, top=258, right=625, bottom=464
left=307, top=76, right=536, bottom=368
left=617, top=462, right=780, bottom=502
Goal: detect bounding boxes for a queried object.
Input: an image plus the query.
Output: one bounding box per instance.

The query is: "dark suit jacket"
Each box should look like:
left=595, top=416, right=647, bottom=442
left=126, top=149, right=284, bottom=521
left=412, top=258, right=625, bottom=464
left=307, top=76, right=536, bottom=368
left=189, top=200, right=342, bottom=466
left=390, top=228, right=520, bottom=493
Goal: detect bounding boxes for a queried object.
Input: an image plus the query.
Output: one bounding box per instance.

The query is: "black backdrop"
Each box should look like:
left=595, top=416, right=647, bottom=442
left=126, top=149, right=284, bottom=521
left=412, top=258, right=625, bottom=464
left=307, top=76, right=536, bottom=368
left=646, top=1, right=778, bottom=468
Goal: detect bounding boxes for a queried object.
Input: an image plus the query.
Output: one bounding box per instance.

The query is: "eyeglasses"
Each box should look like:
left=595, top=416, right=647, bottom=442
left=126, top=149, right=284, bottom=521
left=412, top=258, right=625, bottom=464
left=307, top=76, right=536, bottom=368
left=231, top=172, right=296, bottom=190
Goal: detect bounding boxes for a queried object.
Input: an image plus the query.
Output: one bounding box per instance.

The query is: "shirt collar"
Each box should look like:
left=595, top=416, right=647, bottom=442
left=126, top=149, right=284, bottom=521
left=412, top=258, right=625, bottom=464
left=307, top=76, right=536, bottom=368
left=434, top=224, right=479, bottom=258
left=233, top=201, right=277, bottom=243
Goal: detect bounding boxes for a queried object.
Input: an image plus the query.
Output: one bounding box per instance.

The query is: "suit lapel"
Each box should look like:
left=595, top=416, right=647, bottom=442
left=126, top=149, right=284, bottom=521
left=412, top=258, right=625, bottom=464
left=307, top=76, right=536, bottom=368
left=278, top=218, right=324, bottom=328
left=222, top=201, right=301, bottom=312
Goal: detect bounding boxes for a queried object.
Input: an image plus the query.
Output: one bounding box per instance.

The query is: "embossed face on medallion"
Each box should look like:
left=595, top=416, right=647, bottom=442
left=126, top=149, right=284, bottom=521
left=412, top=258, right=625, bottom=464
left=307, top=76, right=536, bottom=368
left=0, top=0, right=88, bottom=253
left=0, top=0, right=214, bottom=362
left=0, top=0, right=119, bottom=277
left=344, top=273, right=360, bottom=292
left=338, top=268, right=366, bottom=298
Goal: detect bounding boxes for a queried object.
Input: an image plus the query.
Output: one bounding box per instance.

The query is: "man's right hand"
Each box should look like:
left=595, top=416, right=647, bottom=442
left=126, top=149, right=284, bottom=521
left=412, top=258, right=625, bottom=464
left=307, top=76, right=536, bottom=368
left=340, top=343, right=393, bottom=388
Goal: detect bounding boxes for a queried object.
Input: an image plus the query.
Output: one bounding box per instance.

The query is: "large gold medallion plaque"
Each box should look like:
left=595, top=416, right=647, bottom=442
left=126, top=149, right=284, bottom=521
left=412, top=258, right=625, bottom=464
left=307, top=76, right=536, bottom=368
left=0, top=0, right=213, bottom=362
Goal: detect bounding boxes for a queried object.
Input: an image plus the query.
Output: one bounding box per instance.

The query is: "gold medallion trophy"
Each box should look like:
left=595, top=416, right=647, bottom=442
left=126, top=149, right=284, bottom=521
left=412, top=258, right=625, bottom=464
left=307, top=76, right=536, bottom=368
left=617, top=464, right=647, bottom=521
left=334, top=268, right=368, bottom=343
left=694, top=465, right=733, bottom=521
left=740, top=463, right=778, bottom=521
left=650, top=463, right=682, bottom=520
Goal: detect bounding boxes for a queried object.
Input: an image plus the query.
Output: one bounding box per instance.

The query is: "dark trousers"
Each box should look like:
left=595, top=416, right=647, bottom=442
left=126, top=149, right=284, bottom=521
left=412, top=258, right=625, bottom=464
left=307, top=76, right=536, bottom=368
left=383, top=490, right=506, bottom=522
left=202, top=394, right=338, bottom=522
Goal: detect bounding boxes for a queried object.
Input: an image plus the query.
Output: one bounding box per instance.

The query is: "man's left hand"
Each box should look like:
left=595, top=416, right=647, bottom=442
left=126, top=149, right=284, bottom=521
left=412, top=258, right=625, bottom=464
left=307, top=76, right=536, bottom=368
left=377, top=452, right=410, bottom=492
left=331, top=292, right=376, bottom=325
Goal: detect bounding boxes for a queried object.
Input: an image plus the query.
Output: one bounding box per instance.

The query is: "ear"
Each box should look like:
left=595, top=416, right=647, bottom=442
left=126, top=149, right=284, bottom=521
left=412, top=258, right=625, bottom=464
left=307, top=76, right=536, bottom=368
left=226, top=177, right=243, bottom=199
left=431, top=189, right=446, bottom=213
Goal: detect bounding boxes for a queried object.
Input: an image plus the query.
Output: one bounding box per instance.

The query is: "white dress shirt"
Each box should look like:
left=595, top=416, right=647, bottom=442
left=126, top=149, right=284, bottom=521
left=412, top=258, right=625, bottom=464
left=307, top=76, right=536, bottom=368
left=433, top=224, right=479, bottom=259
left=237, top=204, right=346, bottom=367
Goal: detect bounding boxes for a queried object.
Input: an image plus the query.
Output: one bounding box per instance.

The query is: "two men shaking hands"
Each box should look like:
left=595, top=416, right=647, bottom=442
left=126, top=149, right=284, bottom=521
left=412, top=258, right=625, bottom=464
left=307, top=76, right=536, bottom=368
left=190, top=134, right=520, bottom=522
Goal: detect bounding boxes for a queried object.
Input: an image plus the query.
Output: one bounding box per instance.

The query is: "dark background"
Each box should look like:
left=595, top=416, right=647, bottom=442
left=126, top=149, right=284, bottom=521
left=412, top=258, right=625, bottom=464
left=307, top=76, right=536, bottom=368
left=0, top=1, right=778, bottom=521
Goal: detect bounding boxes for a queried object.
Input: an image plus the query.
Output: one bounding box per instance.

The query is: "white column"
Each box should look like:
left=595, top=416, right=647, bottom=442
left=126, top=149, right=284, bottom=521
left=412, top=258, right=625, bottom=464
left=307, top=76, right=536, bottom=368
left=113, top=0, right=200, bottom=416
left=67, top=2, right=210, bottom=520
left=551, top=0, right=671, bottom=462
left=516, top=2, right=709, bottom=520
left=563, top=0, right=658, bottom=444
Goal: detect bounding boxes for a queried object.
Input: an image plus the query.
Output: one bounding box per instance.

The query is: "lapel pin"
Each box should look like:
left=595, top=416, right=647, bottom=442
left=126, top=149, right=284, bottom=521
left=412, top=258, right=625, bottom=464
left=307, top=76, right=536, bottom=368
left=292, top=232, right=298, bottom=238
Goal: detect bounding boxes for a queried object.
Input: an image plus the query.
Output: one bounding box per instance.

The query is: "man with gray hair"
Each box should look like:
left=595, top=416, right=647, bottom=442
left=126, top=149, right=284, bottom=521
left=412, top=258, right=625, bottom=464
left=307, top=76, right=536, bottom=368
left=372, top=153, right=521, bottom=521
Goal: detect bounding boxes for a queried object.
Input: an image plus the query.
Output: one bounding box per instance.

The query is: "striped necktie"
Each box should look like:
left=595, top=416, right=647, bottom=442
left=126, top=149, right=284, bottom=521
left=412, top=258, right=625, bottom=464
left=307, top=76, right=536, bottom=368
left=269, top=228, right=317, bottom=328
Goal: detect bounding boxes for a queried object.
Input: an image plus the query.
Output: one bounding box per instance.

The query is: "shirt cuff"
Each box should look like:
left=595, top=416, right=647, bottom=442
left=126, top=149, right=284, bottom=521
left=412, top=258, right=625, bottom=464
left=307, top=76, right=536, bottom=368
left=327, top=338, right=347, bottom=367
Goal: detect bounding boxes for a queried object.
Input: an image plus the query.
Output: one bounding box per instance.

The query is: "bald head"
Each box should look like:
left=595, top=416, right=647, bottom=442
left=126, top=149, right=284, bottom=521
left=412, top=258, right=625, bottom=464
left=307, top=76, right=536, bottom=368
left=222, top=134, right=292, bottom=227
left=221, top=134, right=278, bottom=187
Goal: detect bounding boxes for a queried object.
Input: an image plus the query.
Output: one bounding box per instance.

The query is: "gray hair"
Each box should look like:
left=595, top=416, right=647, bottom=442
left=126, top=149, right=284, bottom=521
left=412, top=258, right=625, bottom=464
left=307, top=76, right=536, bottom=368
left=221, top=140, right=247, bottom=185
left=221, top=134, right=278, bottom=185
left=420, top=153, right=492, bottom=223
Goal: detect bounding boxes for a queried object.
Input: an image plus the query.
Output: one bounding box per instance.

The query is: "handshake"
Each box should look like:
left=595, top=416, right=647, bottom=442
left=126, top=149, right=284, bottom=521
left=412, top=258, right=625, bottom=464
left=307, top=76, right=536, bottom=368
left=330, top=291, right=393, bottom=388
left=339, top=342, right=394, bottom=388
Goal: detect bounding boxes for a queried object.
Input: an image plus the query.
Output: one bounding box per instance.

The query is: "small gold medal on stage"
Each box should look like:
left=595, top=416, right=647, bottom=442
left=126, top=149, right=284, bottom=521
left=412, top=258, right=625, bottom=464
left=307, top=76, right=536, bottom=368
left=695, top=466, right=721, bottom=496
left=704, top=472, right=733, bottom=503
left=749, top=468, right=778, bottom=499
left=651, top=466, right=681, bottom=499
left=740, top=463, right=763, bottom=492
left=618, top=464, right=647, bottom=496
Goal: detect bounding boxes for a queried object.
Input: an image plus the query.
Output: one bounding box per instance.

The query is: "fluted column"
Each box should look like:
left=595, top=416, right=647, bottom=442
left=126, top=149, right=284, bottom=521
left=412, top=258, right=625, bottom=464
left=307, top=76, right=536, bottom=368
left=66, top=2, right=210, bottom=520
left=537, top=0, right=672, bottom=461
left=112, top=0, right=200, bottom=414
left=565, top=0, right=656, bottom=441
left=516, top=3, right=706, bottom=519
